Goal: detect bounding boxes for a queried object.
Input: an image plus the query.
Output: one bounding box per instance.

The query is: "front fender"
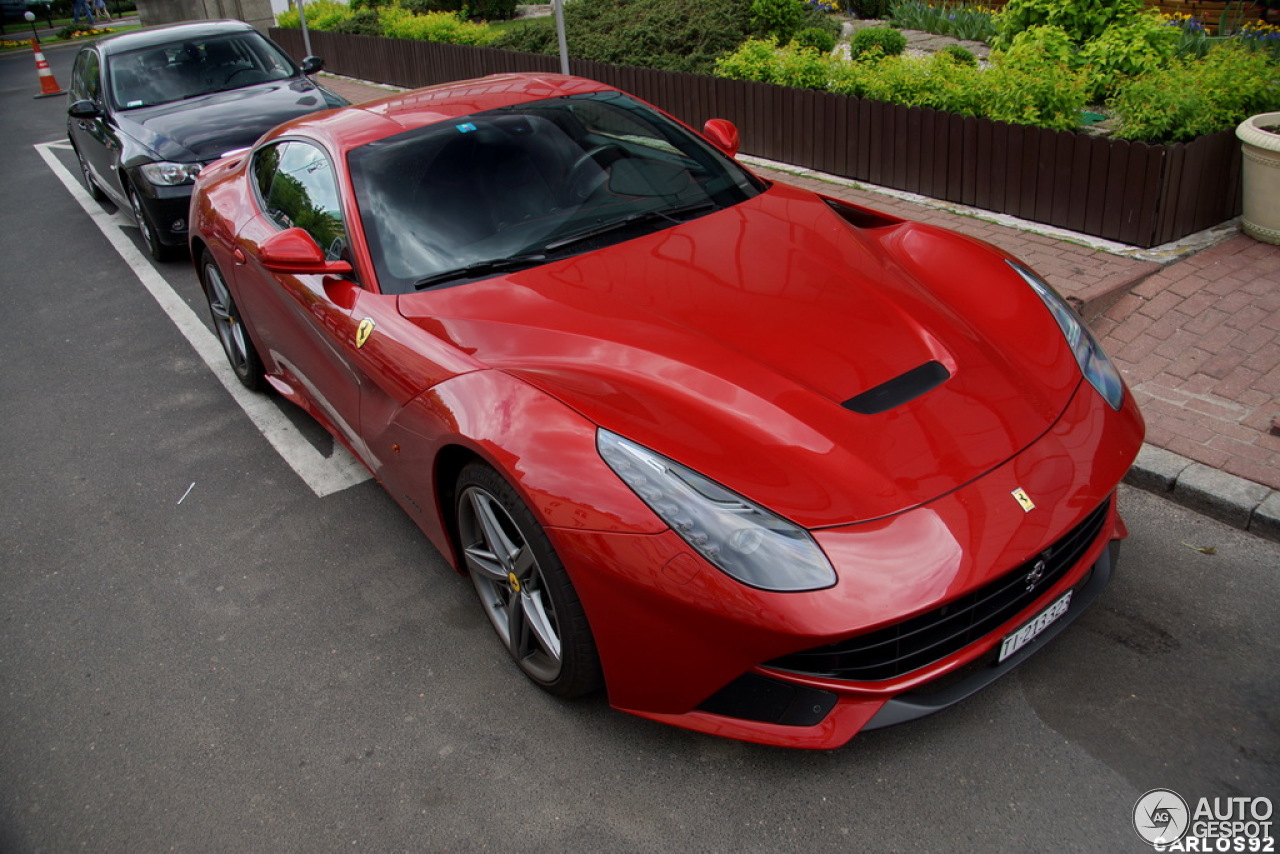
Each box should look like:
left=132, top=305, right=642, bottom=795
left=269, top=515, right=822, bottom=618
left=374, top=368, right=664, bottom=566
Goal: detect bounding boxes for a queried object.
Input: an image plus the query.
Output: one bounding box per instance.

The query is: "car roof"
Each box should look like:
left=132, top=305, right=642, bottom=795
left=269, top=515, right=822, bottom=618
left=263, top=73, right=617, bottom=151
left=91, top=19, right=260, bottom=56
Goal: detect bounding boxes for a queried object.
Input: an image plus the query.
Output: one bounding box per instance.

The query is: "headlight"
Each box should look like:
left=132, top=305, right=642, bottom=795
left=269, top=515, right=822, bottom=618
left=139, top=161, right=203, bottom=186
left=1010, top=261, right=1125, bottom=410
left=597, top=430, right=837, bottom=592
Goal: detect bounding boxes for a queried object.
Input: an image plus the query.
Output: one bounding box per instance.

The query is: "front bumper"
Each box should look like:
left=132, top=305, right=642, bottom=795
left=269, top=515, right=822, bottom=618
left=132, top=175, right=195, bottom=247
left=549, top=379, right=1143, bottom=749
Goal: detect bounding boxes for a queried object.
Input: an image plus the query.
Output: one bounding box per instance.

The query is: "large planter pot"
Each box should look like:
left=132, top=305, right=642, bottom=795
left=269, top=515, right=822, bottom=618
left=1237, top=111, right=1280, bottom=245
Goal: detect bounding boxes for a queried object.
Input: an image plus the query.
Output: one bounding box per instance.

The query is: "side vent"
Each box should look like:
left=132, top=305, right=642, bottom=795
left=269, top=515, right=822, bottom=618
left=843, top=360, right=950, bottom=414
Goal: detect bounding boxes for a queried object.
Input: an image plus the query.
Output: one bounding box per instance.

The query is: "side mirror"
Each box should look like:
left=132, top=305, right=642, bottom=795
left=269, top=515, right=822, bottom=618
left=300, top=56, right=325, bottom=75
left=702, top=119, right=740, bottom=158
left=68, top=99, right=101, bottom=119
left=259, top=227, right=353, bottom=276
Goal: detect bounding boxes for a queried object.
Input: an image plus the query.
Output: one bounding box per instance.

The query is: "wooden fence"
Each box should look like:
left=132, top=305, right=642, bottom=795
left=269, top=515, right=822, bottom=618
left=272, top=28, right=1242, bottom=248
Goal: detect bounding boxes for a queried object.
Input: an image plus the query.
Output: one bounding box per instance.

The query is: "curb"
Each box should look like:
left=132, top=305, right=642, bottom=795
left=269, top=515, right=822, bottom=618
left=1125, top=445, right=1280, bottom=543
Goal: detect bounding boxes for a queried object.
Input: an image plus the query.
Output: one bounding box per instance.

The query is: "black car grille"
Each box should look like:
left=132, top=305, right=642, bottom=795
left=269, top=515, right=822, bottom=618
left=766, top=498, right=1111, bottom=682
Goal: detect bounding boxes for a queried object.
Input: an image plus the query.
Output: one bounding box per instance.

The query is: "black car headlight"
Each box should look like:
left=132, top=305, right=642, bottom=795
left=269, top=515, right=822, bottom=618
left=1010, top=261, right=1125, bottom=410
left=597, top=430, right=837, bottom=592
left=139, top=161, right=203, bottom=187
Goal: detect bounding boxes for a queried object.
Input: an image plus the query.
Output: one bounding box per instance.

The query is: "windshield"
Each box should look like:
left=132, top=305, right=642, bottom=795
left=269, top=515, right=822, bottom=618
left=108, top=32, right=297, bottom=110
left=348, top=91, right=765, bottom=295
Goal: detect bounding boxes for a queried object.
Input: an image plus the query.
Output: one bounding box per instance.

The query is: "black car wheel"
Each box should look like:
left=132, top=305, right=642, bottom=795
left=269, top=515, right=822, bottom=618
left=129, top=184, right=176, bottom=262
left=455, top=462, right=603, bottom=698
left=201, top=250, right=266, bottom=391
left=75, top=147, right=106, bottom=202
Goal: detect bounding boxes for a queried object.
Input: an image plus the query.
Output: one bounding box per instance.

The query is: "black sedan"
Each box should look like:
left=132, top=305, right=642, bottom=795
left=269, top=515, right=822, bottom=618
left=66, top=19, right=347, bottom=260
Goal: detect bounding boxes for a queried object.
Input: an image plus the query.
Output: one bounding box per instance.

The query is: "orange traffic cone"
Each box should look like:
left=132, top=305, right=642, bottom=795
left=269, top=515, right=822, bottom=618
left=32, top=40, right=66, bottom=99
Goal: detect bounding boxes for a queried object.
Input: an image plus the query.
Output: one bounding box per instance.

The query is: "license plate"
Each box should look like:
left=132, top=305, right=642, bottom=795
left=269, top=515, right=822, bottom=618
left=997, top=591, right=1073, bottom=663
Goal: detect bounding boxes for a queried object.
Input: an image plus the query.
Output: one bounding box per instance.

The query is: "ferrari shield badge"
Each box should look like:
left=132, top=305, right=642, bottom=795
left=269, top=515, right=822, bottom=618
left=356, top=317, right=375, bottom=349
left=1012, top=488, right=1036, bottom=513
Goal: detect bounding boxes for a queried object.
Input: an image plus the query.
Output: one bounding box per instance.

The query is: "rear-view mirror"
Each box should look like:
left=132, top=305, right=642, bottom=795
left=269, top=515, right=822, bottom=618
left=259, top=227, right=353, bottom=276
left=702, top=119, right=740, bottom=158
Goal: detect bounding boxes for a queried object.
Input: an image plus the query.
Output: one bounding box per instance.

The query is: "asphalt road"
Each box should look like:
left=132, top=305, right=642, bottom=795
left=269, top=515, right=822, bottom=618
left=2, top=43, right=1277, bottom=853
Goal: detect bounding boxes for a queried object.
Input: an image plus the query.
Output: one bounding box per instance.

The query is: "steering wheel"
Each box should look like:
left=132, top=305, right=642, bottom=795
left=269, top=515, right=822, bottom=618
left=565, top=144, right=624, bottom=200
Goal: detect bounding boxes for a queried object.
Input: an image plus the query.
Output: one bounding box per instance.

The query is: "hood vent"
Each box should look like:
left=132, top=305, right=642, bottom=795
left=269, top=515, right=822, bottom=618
left=843, top=360, right=951, bottom=415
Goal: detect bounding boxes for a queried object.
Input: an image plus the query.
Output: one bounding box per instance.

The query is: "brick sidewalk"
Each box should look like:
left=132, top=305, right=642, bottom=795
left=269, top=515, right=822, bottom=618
left=320, top=74, right=1280, bottom=497
left=1092, top=235, right=1280, bottom=490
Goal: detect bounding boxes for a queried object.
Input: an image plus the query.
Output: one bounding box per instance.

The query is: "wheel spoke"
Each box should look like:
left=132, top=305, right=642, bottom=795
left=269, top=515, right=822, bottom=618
left=505, top=589, right=526, bottom=657
left=520, top=589, right=561, bottom=661
left=510, top=541, right=537, bottom=583
left=472, top=492, right=520, bottom=572
left=462, top=543, right=510, bottom=584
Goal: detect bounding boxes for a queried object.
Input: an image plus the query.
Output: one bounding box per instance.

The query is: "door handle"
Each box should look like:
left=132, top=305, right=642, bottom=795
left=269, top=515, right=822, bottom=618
left=233, top=248, right=246, bottom=265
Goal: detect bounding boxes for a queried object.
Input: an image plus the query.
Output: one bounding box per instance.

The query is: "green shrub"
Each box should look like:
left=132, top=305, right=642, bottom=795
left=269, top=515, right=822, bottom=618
left=275, top=0, right=354, bottom=30
left=276, top=0, right=351, bottom=28
left=991, top=24, right=1074, bottom=70
left=1078, top=12, right=1179, bottom=100
left=379, top=7, right=497, bottom=44
left=849, top=26, right=908, bottom=59
left=978, top=45, right=1087, bottom=130
left=1110, top=42, right=1280, bottom=142
left=796, top=26, right=838, bottom=53
left=829, top=51, right=983, bottom=112
left=715, top=37, right=787, bottom=83
left=490, top=0, right=751, bottom=74
left=994, top=0, right=1144, bottom=47
left=333, top=8, right=384, bottom=35
left=774, top=43, right=835, bottom=87
left=751, top=0, right=807, bottom=43
left=939, top=43, right=976, bottom=65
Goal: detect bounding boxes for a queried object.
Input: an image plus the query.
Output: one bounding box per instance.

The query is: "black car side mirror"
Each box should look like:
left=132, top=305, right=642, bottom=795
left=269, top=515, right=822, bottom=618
left=300, top=56, right=325, bottom=75
left=68, top=99, right=102, bottom=119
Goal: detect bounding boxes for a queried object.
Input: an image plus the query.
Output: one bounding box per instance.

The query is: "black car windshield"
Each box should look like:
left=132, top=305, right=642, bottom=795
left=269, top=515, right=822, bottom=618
left=108, top=32, right=296, bottom=110
left=347, top=90, right=766, bottom=295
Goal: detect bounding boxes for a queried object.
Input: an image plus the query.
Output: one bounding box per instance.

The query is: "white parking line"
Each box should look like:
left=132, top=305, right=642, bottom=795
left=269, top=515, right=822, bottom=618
left=37, top=141, right=371, bottom=497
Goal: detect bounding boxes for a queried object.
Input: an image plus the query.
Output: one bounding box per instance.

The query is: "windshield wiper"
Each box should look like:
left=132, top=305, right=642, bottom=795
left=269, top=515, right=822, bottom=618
left=412, top=253, right=548, bottom=290
left=544, top=202, right=719, bottom=252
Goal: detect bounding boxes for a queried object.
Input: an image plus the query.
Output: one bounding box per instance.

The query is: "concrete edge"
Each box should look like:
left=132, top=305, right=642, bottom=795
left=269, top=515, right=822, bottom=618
left=1125, top=444, right=1280, bottom=543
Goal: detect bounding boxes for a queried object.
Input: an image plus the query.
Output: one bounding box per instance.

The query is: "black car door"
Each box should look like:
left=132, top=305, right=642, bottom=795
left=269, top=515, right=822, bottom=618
left=68, top=47, right=125, bottom=206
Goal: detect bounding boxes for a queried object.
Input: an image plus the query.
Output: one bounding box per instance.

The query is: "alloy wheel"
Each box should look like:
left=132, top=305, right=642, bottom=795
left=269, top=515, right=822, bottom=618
left=204, top=259, right=251, bottom=377
left=458, top=484, right=564, bottom=684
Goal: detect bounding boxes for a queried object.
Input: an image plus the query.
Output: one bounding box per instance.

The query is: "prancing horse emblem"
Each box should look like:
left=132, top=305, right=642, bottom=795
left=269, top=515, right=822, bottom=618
left=356, top=317, right=375, bottom=349
left=1011, top=487, right=1035, bottom=513
left=1025, top=558, right=1048, bottom=592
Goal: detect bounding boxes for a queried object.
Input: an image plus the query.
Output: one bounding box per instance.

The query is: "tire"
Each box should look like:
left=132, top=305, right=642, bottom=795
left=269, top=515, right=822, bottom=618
left=75, top=146, right=106, bottom=202
left=128, top=183, right=177, bottom=262
left=455, top=462, right=603, bottom=698
left=201, top=249, right=267, bottom=392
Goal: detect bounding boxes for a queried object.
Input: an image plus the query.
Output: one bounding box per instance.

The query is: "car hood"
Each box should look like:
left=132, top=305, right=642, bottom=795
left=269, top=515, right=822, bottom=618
left=398, top=183, right=1084, bottom=527
left=117, top=78, right=334, bottom=163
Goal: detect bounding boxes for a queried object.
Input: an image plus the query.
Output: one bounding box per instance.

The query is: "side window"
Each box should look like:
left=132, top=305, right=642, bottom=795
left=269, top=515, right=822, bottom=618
left=84, top=52, right=101, bottom=103
left=255, top=141, right=349, bottom=262
left=70, top=51, right=100, bottom=102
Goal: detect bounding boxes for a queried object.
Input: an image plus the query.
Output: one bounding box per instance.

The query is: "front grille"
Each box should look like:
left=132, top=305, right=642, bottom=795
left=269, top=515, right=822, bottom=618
left=767, top=498, right=1111, bottom=682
